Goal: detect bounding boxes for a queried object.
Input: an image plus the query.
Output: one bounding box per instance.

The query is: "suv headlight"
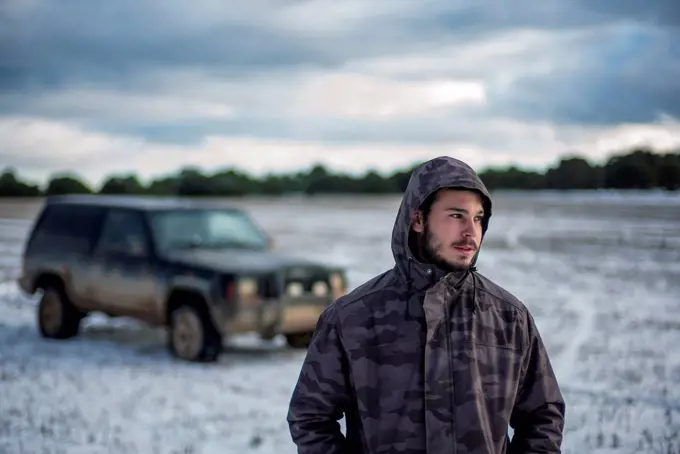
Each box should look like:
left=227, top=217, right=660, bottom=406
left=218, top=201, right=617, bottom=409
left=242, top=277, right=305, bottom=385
left=329, top=272, right=346, bottom=299
left=237, top=277, right=260, bottom=307
left=312, top=281, right=329, bottom=297
left=238, top=278, right=258, bottom=297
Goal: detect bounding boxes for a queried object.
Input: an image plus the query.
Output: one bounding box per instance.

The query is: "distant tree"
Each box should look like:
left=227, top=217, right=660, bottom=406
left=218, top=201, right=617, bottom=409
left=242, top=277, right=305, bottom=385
left=259, top=174, right=289, bottom=195
left=0, top=168, right=42, bottom=196
left=45, top=174, right=92, bottom=196
left=210, top=168, right=254, bottom=196
left=147, top=175, right=180, bottom=195
left=174, top=167, right=214, bottom=196
left=657, top=153, right=680, bottom=191
left=2, top=146, right=679, bottom=197
left=99, top=174, right=145, bottom=195
left=545, top=156, right=603, bottom=189
left=479, top=166, right=545, bottom=190
left=604, top=149, right=659, bottom=189
left=388, top=169, right=413, bottom=193
left=304, top=164, right=332, bottom=195
left=360, top=170, right=399, bottom=193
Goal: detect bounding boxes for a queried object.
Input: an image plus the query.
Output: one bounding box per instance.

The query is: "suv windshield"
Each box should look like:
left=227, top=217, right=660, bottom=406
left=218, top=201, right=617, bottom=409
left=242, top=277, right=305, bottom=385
left=149, top=208, right=270, bottom=252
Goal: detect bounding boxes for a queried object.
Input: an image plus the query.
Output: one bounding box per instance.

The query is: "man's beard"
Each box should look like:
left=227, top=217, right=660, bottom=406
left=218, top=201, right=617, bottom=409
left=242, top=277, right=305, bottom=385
left=421, top=223, right=477, bottom=273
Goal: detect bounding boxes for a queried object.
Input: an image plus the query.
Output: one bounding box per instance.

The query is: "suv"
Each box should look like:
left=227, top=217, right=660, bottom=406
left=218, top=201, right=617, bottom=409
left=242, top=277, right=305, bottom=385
left=17, top=195, right=347, bottom=362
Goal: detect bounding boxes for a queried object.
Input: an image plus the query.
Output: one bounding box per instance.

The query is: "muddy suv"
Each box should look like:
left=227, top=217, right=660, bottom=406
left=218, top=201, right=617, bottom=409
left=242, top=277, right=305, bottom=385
left=17, top=195, right=347, bottom=362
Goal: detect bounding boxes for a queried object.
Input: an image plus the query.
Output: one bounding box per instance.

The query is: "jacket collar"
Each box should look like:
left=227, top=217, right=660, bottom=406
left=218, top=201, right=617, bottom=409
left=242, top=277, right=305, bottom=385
left=405, top=256, right=473, bottom=292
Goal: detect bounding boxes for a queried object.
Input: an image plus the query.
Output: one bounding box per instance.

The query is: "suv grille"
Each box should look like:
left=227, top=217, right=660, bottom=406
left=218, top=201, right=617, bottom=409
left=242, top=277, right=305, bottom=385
left=283, top=267, right=330, bottom=298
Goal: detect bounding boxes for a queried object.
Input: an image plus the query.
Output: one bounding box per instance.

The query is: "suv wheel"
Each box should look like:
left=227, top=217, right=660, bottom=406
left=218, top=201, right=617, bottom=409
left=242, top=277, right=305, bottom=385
left=37, top=285, right=82, bottom=339
left=169, top=303, right=222, bottom=362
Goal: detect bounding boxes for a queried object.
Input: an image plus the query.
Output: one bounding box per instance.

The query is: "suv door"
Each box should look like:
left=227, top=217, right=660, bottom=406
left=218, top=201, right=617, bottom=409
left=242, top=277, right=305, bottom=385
left=89, top=209, right=159, bottom=322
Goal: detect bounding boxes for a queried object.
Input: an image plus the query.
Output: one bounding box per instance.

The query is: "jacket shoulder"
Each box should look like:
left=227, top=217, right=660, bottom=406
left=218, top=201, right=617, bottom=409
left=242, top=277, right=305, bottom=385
left=473, top=272, right=528, bottom=313
left=313, top=268, right=399, bottom=337
left=333, top=267, right=399, bottom=312
left=327, top=268, right=415, bottom=348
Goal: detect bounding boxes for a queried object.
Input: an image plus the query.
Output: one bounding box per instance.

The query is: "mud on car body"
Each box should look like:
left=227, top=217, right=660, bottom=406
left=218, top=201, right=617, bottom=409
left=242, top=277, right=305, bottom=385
left=17, top=195, right=347, bottom=362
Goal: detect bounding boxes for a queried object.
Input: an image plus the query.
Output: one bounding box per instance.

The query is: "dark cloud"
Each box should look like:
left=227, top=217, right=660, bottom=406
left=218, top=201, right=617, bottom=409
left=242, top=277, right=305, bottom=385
left=0, top=0, right=678, bottom=139
left=0, top=1, right=342, bottom=90
left=495, top=26, right=680, bottom=124
left=403, top=0, right=679, bottom=41
left=578, top=0, right=680, bottom=26
left=2, top=0, right=676, bottom=89
left=503, top=70, right=680, bottom=126
left=415, top=3, right=600, bottom=37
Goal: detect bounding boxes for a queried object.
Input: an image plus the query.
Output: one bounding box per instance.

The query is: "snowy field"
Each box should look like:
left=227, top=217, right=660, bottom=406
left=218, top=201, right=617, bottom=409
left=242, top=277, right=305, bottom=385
left=1, top=192, right=680, bottom=454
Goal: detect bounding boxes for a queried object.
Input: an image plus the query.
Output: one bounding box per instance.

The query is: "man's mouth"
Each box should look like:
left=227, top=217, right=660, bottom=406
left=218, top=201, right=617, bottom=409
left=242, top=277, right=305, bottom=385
left=453, top=244, right=476, bottom=255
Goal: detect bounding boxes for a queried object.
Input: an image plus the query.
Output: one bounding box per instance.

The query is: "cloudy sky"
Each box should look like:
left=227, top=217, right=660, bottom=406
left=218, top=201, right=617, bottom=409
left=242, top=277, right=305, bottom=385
left=2, top=0, right=679, bottom=186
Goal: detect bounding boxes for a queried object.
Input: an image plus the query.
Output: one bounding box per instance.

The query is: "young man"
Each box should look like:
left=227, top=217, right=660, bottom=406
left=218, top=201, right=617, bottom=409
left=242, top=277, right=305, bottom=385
left=287, top=156, right=566, bottom=454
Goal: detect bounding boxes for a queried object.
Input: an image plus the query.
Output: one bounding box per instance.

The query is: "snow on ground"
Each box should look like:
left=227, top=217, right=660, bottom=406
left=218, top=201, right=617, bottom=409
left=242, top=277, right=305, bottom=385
left=1, top=194, right=680, bottom=453
left=0, top=280, right=306, bottom=454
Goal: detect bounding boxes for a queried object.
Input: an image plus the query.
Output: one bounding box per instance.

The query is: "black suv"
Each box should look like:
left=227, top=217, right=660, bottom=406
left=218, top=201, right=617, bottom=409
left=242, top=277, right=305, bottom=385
left=17, top=195, right=347, bottom=362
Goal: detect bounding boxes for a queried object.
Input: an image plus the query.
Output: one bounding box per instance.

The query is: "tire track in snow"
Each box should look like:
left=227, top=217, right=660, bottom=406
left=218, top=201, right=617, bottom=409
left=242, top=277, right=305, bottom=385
left=498, top=222, right=596, bottom=385
left=552, top=282, right=597, bottom=386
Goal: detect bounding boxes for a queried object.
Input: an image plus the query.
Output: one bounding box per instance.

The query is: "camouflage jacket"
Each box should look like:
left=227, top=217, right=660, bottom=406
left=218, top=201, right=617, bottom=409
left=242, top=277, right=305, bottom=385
left=287, top=156, right=566, bottom=453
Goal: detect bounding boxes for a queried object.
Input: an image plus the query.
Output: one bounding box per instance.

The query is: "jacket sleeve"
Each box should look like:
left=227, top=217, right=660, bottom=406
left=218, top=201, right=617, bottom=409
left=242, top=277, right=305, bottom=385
left=509, top=311, right=566, bottom=453
left=287, top=304, right=352, bottom=454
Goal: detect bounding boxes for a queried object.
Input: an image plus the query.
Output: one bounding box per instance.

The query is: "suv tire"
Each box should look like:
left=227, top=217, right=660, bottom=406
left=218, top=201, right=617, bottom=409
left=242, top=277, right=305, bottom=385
left=168, top=303, right=222, bottom=362
left=37, top=284, right=82, bottom=339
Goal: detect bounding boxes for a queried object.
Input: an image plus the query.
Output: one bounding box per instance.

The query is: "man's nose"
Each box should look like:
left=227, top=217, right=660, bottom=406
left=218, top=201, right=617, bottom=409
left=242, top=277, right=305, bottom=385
left=461, top=220, right=474, bottom=237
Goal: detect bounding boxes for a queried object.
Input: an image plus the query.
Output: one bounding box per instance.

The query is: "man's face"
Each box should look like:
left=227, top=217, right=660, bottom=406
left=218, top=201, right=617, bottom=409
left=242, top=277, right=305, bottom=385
left=412, top=189, right=485, bottom=272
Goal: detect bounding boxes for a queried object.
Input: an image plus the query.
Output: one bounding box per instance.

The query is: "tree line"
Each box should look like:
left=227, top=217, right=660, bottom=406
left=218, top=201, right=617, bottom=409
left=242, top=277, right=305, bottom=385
left=1, top=147, right=679, bottom=198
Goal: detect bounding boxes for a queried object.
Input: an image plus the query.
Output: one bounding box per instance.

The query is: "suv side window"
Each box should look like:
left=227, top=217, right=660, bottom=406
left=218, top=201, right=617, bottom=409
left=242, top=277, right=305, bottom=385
left=28, top=204, right=104, bottom=253
left=96, top=209, right=149, bottom=257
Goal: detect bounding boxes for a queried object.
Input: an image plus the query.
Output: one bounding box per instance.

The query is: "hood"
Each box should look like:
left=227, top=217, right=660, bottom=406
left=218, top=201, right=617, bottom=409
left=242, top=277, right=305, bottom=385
left=391, top=155, right=492, bottom=289
left=166, top=247, right=331, bottom=274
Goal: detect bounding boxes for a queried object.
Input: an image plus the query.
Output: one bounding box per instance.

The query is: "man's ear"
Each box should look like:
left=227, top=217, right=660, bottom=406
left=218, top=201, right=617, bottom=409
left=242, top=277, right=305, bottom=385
left=411, top=210, right=425, bottom=233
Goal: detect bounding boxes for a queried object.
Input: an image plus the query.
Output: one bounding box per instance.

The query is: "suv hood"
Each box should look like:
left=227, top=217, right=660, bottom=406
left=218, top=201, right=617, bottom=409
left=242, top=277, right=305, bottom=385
left=164, top=247, right=334, bottom=274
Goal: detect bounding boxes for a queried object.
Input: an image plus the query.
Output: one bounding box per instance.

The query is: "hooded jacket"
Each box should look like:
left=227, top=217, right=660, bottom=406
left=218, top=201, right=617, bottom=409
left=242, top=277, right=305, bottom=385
left=287, top=156, right=565, bottom=454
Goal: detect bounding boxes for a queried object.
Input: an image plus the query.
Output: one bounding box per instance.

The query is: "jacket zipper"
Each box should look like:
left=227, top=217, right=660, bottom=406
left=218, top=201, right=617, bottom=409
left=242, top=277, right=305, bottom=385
left=446, top=292, right=457, bottom=454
